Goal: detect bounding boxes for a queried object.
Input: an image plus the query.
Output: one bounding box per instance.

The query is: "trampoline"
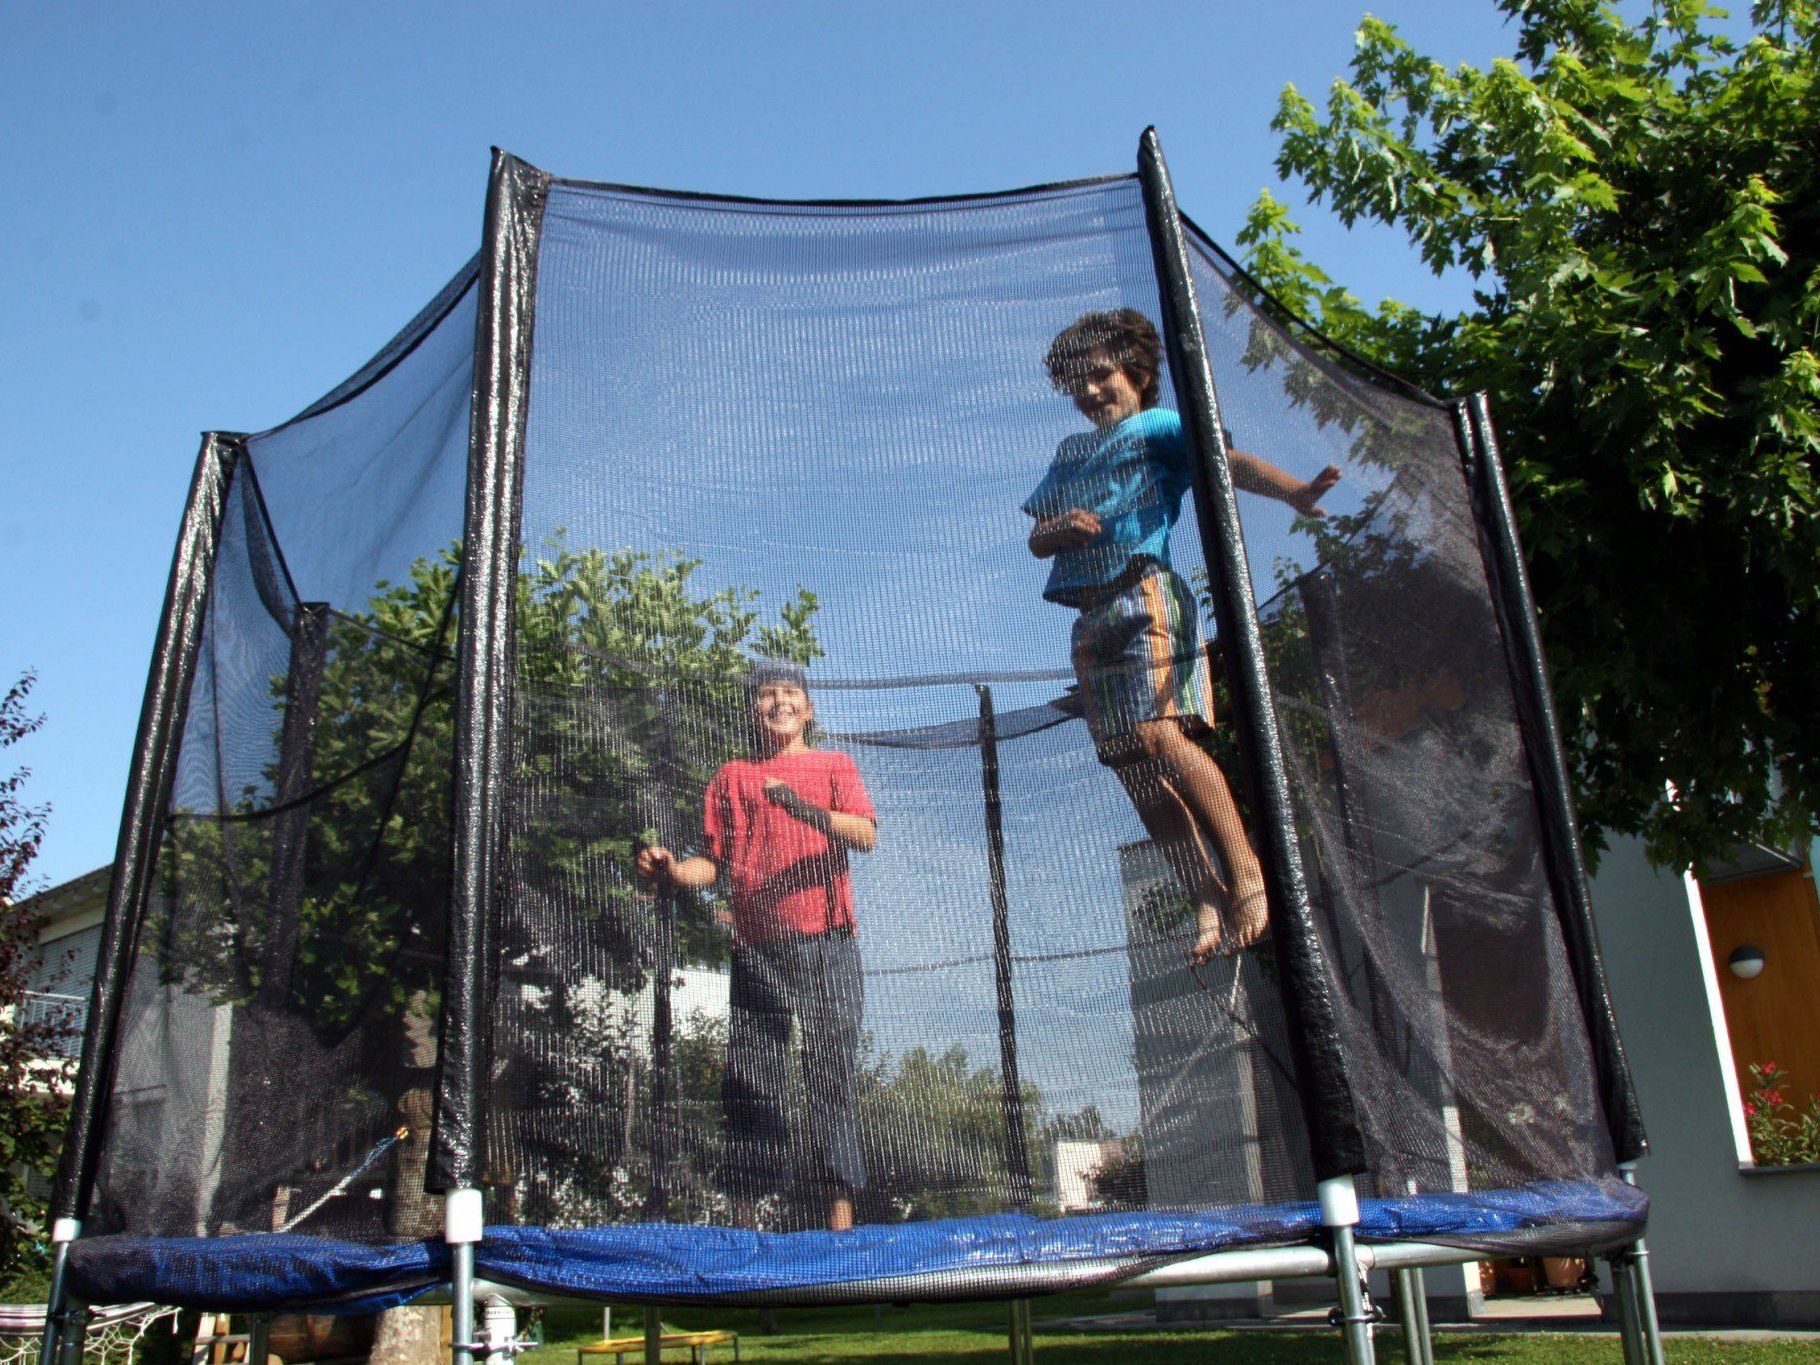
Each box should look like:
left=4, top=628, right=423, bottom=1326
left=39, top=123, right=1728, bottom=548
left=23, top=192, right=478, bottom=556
left=43, top=131, right=1663, bottom=1365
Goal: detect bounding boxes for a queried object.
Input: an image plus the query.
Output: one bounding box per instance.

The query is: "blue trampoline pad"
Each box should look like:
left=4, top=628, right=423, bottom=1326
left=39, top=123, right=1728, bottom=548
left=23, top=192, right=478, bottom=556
left=66, top=1179, right=1645, bottom=1313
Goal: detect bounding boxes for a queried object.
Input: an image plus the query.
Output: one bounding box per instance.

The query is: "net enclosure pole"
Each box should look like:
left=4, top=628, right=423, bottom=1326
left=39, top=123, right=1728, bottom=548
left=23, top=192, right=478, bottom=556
left=1458, top=394, right=1647, bottom=1163
left=975, top=684, right=1033, bottom=1207
left=435, top=148, right=550, bottom=1365
left=1135, top=127, right=1367, bottom=1181
left=647, top=686, right=678, bottom=1222
left=39, top=431, right=238, bottom=1365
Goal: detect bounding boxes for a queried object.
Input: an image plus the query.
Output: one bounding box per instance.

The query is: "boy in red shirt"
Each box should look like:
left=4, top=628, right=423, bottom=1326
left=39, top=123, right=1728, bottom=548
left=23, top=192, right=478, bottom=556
left=636, top=660, right=877, bottom=1231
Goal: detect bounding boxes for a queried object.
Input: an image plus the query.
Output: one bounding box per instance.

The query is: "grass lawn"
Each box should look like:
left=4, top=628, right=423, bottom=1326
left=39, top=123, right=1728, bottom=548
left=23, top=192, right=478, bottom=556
left=517, top=1293, right=1820, bottom=1364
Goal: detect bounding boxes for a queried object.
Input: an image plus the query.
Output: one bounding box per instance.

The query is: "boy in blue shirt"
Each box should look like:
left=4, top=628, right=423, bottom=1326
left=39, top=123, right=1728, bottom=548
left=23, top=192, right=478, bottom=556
left=1024, top=309, right=1338, bottom=961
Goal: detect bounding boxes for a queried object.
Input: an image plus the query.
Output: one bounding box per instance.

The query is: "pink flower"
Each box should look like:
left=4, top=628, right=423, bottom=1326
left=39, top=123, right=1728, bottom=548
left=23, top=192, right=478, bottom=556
left=1764, top=1091, right=1785, bottom=1108
left=1743, top=1101, right=1758, bottom=1118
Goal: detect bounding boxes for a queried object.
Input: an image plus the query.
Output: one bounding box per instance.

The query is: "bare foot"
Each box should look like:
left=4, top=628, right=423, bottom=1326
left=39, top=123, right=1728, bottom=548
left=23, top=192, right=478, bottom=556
left=828, top=1195, right=855, bottom=1232
left=1224, top=884, right=1271, bottom=951
left=1189, top=903, right=1225, bottom=964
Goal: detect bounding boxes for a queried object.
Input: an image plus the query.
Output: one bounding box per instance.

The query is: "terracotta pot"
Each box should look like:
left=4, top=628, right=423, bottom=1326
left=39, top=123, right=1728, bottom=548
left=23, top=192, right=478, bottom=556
left=1542, top=1255, right=1588, bottom=1290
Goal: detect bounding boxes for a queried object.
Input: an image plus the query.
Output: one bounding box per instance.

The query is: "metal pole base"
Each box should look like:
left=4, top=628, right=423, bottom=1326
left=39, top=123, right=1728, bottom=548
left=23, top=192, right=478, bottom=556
left=36, top=1229, right=76, bottom=1365
left=1006, top=1300, right=1034, bottom=1365
left=1610, top=1240, right=1665, bottom=1365
left=1330, top=1225, right=1378, bottom=1365
left=53, top=1307, right=87, bottom=1365
left=645, top=1306, right=664, bottom=1365
left=1391, top=1267, right=1434, bottom=1365
left=451, top=1241, right=476, bottom=1365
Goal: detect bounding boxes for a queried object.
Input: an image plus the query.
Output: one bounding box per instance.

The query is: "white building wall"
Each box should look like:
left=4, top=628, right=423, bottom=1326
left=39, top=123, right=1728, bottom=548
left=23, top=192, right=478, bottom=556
left=1591, top=837, right=1820, bottom=1325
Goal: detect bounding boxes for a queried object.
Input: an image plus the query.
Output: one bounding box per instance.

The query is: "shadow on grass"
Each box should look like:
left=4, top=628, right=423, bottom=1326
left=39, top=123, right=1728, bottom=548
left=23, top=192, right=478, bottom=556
left=524, top=1298, right=1811, bottom=1365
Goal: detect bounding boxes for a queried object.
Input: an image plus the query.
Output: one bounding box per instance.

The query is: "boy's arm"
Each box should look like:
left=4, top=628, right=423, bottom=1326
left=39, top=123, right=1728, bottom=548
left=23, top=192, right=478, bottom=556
left=1229, top=449, right=1341, bottom=517
left=764, top=779, right=878, bottom=852
left=1027, top=508, right=1102, bottom=558
left=635, top=845, right=722, bottom=889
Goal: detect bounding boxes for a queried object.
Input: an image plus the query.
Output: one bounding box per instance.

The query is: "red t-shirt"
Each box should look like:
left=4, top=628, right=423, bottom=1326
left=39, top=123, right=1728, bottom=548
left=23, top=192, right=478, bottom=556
left=703, top=748, right=877, bottom=943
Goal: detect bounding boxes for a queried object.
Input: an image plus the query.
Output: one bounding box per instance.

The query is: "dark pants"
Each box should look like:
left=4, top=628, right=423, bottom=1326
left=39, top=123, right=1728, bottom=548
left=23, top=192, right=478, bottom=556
left=723, top=930, right=866, bottom=1203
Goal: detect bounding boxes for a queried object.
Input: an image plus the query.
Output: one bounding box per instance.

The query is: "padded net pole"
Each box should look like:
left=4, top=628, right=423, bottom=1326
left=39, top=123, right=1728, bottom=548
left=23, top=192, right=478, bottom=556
left=975, top=684, right=1033, bottom=1207
left=1458, top=395, right=1648, bottom=1162
left=1136, top=126, right=1367, bottom=1180
left=647, top=684, right=679, bottom=1222
left=40, top=432, right=237, bottom=1365
left=432, top=148, right=550, bottom=1199
left=438, top=148, right=547, bottom=1362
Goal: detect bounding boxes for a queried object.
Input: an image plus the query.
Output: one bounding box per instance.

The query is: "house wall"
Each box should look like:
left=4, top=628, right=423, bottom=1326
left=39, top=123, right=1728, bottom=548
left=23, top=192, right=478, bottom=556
left=1590, top=838, right=1820, bottom=1327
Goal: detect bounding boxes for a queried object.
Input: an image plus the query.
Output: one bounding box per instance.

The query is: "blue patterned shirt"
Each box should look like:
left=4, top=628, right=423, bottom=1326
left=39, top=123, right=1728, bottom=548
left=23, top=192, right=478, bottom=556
left=1021, top=407, right=1193, bottom=606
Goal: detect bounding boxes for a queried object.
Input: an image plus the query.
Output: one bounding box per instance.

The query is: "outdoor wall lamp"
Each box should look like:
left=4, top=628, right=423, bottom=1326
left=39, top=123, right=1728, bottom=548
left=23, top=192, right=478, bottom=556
left=1728, top=944, right=1767, bottom=979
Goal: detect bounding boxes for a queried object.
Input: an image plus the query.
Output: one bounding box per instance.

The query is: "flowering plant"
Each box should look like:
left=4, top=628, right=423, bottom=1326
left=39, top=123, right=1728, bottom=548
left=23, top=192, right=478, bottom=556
left=1742, top=1062, right=1820, bottom=1167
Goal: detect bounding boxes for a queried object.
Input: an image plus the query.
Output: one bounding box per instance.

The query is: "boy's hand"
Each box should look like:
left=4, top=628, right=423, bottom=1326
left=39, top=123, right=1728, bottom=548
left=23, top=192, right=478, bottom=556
left=635, top=845, right=676, bottom=884
left=764, top=778, right=816, bottom=819
left=1032, top=508, right=1103, bottom=552
left=1287, top=465, right=1342, bottom=518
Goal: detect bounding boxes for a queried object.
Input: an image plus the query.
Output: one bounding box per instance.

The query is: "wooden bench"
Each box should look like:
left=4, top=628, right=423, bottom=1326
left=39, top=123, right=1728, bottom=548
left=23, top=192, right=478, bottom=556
left=577, top=1328, right=740, bottom=1365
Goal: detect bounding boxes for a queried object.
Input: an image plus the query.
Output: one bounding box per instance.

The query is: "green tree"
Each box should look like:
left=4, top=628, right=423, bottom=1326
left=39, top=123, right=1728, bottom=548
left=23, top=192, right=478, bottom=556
left=0, top=674, right=76, bottom=1289
left=1238, top=0, right=1820, bottom=869
left=153, top=538, right=820, bottom=1031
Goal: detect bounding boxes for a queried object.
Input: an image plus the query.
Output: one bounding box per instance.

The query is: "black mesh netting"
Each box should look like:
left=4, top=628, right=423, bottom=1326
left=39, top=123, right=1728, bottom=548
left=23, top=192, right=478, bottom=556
left=1184, top=230, right=1616, bottom=1197
left=86, top=261, right=476, bottom=1242
left=75, top=167, right=1636, bottom=1302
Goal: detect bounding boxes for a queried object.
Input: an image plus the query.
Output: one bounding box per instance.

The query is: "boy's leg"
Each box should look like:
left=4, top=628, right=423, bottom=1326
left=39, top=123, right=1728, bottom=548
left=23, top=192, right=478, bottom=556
left=1133, top=717, right=1269, bottom=954
left=1075, top=567, right=1269, bottom=957
left=1110, top=753, right=1226, bottom=911
left=722, top=946, right=796, bottom=1224
left=796, top=933, right=866, bottom=1230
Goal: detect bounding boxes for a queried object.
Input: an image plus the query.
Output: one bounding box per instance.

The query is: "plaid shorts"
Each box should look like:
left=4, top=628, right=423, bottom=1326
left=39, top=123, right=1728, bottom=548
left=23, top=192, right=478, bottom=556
left=1070, top=560, right=1214, bottom=765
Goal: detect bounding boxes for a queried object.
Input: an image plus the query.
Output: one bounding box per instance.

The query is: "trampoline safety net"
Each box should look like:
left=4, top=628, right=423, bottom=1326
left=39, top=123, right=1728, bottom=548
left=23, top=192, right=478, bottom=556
left=63, top=146, right=1645, bottom=1314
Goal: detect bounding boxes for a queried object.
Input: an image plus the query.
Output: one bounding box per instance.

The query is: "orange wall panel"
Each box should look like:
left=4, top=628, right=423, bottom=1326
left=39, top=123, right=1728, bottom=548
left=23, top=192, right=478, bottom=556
left=1699, top=869, right=1820, bottom=1117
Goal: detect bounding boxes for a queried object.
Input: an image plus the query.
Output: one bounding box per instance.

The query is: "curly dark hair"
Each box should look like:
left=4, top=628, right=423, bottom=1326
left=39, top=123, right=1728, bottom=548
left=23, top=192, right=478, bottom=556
left=1044, top=309, right=1162, bottom=409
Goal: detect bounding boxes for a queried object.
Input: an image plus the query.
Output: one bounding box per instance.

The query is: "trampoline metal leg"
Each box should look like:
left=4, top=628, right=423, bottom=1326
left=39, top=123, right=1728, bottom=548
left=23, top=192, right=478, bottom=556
left=447, top=1187, right=483, bottom=1365
left=1319, top=1177, right=1376, bottom=1365
left=1331, top=1224, right=1378, bottom=1365
left=53, top=1305, right=87, bottom=1365
left=451, top=1241, right=476, bottom=1365
left=1617, top=1239, right=1666, bottom=1365
left=1006, top=1299, right=1034, bottom=1365
left=36, top=1226, right=74, bottom=1365
left=1392, top=1267, right=1433, bottom=1365
left=248, top=1313, right=272, bottom=1365
left=1615, top=1164, right=1665, bottom=1365
left=645, top=1306, right=664, bottom=1365
left=1410, top=1268, right=1433, bottom=1362
left=1609, top=1250, right=1643, bottom=1365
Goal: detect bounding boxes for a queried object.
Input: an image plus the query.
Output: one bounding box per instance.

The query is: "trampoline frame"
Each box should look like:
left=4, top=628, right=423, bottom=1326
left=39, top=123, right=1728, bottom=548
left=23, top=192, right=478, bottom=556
left=40, top=129, right=1664, bottom=1365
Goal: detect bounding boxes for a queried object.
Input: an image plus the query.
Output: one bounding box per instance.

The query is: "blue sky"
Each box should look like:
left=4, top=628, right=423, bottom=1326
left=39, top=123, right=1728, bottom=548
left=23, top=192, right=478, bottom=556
left=0, top=0, right=1621, bottom=888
